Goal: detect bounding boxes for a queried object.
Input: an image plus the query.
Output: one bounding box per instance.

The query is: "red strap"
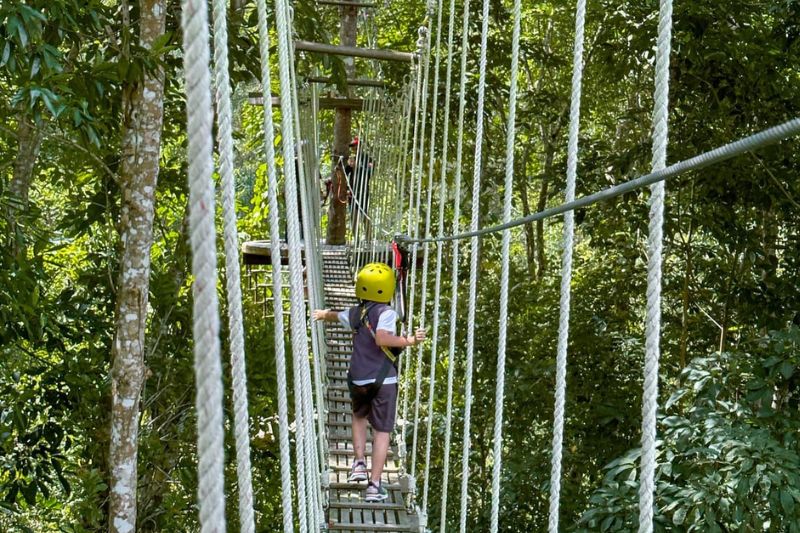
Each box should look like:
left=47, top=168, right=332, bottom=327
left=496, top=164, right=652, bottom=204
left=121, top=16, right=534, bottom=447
left=392, top=241, right=402, bottom=271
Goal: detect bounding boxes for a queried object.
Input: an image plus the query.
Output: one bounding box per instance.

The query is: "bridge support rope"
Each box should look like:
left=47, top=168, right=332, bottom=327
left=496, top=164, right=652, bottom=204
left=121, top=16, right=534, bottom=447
left=548, top=0, right=587, bottom=530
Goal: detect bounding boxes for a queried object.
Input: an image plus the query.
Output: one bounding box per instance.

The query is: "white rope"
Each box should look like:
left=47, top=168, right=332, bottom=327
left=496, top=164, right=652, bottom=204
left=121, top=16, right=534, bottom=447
left=548, top=1, right=586, bottom=531
left=422, top=0, right=456, bottom=511
left=397, top=83, right=414, bottom=237
left=439, top=0, right=470, bottom=527
left=459, top=0, right=490, bottom=528
left=411, top=0, right=443, bottom=485
left=210, top=0, right=255, bottom=530
left=639, top=0, right=672, bottom=531
left=490, top=0, right=522, bottom=530
left=255, top=0, right=294, bottom=529
left=291, top=51, right=327, bottom=523
left=180, top=0, right=226, bottom=530
left=286, top=19, right=324, bottom=529
left=399, top=25, right=431, bottom=473
left=274, top=1, right=319, bottom=529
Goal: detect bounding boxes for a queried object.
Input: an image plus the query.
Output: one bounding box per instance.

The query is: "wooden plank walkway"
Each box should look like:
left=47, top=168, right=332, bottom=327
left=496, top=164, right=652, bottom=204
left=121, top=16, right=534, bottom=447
left=321, top=246, right=417, bottom=532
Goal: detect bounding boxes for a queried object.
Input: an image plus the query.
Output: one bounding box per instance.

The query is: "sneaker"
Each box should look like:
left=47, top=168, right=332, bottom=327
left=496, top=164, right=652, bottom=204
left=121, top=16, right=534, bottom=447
left=348, top=460, right=367, bottom=482
left=365, top=481, right=389, bottom=503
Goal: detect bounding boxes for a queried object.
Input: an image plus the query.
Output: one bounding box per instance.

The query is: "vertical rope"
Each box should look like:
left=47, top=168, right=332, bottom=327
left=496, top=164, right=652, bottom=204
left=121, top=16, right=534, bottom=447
left=548, top=1, right=586, bottom=531
left=400, top=22, right=432, bottom=473
left=255, top=0, right=294, bottom=529
left=397, top=82, right=414, bottom=237
left=459, top=0, right=490, bottom=529
left=639, top=1, right=672, bottom=531
left=490, top=0, right=522, bottom=530
left=210, top=0, right=255, bottom=530
left=274, top=1, right=319, bottom=529
left=286, top=15, right=325, bottom=525
left=421, top=0, right=456, bottom=511
left=294, top=77, right=329, bottom=522
left=180, top=0, right=226, bottom=530
left=411, top=0, right=444, bottom=486
left=439, top=0, right=470, bottom=528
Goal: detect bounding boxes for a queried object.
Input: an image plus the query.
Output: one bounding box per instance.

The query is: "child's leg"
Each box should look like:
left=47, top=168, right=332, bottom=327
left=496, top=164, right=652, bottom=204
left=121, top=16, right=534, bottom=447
left=367, top=383, right=397, bottom=484
left=352, top=413, right=368, bottom=462
left=370, top=430, right=390, bottom=484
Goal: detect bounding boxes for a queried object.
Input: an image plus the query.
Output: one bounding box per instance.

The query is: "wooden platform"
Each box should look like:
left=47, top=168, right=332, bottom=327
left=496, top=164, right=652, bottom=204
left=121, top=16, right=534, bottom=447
left=321, top=245, right=417, bottom=532
left=241, top=240, right=306, bottom=266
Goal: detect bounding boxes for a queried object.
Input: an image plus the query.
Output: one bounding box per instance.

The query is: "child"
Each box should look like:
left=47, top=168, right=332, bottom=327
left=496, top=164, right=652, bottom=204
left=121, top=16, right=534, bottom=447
left=313, top=262, right=425, bottom=502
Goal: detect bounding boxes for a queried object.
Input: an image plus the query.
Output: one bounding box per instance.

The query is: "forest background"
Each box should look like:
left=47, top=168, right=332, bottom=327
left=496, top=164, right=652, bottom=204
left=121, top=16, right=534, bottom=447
left=1, top=0, right=799, bottom=531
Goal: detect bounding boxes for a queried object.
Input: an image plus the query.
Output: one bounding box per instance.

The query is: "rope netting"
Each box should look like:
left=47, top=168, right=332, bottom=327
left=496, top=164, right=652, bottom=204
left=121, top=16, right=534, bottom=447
left=174, top=0, right=800, bottom=530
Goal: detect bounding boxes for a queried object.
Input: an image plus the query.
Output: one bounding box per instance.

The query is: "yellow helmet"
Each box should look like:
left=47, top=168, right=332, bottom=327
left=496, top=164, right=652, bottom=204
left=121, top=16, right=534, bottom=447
left=355, top=262, right=395, bottom=303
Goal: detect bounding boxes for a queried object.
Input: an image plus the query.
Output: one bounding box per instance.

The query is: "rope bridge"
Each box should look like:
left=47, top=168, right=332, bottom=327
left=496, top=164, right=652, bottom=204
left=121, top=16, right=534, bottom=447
left=176, top=0, right=800, bottom=531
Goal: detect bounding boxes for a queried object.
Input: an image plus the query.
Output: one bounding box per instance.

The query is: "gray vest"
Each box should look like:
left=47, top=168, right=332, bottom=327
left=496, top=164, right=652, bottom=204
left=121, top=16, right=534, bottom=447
left=347, top=303, right=398, bottom=381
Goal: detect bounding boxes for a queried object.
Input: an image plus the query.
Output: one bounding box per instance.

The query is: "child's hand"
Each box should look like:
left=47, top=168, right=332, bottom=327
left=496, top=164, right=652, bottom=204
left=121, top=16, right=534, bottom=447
left=410, top=328, right=426, bottom=345
left=312, top=309, right=329, bottom=321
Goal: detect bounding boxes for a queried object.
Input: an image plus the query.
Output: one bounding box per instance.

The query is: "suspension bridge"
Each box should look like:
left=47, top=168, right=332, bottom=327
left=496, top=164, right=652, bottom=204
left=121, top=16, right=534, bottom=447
left=173, top=0, right=800, bottom=531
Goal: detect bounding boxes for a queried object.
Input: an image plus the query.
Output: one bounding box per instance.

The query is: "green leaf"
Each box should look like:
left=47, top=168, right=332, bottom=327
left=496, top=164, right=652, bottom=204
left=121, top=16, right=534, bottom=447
left=781, top=489, right=795, bottom=514
left=19, top=5, right=47, bottom=23
left=1, top=41, right=10, bottom=67
left=780, top=361, right=794, bottom=379
left=20, top=482, right=37, bottom=505
left=672, top=506, right=687, bottom=525
left=30, top=56, right=40, bottom=78
left=16, top=19, right=29, bottom=48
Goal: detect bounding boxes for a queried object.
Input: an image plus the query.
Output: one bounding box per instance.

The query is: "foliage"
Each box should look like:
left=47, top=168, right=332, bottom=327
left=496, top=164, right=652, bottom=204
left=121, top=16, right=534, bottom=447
left=0, top=0, right=798, bottom=530
left=580, top=327, right=800, bottom=532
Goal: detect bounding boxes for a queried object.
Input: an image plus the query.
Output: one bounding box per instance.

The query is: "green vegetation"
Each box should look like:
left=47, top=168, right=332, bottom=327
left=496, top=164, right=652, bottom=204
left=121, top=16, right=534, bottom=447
left=1, top=0, right=798, bottom=530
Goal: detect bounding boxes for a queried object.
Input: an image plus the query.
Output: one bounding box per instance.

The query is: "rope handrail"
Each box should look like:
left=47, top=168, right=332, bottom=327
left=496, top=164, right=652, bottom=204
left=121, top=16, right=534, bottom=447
left=398, top=117, right=800, bottom=246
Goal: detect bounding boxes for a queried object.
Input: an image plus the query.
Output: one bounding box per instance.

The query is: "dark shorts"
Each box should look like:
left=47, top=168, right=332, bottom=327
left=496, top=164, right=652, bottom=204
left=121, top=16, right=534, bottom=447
left=350, top=382, right=397, bottom=433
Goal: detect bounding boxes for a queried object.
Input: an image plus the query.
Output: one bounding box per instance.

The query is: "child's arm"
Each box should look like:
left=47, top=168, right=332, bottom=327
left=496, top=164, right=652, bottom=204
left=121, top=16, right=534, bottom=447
left=375, top=328, right=426, bottom=348
left=312, top=309, right=341, bottom=322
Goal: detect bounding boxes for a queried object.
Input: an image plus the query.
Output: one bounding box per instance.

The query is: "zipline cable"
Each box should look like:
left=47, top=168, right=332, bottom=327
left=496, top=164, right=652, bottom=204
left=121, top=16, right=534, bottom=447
left=399, top=117, right=800, bottom=246
left=180, top=0, right=226, bottom=529
left=210, top=0, right=255, bottom=529
left=490, top=0, right=522, bottom=529
left=460, top=0, right=491, bottom=528
left=639, top=0, right=672, bottom=531
left=548, top=1, right=586, bottom=531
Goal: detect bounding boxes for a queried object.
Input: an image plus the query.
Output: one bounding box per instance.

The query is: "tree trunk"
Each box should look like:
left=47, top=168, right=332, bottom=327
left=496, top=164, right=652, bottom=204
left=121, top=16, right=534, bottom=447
left=326, top=5, right=357, bottom=245
left=515, top=147, right=536, bottom=277
left=108, top=1, right=166, bottom=531
left=9, top=114, right=43, bottom=207
left=8, top=113, right=44, bottom=252
left=536, top=128, right=555, bottom=279
left=678, top=183, right=695, bottom=368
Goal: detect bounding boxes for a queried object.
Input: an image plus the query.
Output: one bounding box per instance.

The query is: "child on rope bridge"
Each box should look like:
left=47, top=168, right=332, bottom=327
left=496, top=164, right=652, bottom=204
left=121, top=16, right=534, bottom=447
left=313, top=262, right=425, bottom=503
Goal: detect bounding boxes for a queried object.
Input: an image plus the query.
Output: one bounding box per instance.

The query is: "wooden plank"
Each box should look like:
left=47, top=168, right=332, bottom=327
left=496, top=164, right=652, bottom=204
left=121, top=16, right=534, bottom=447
left=295, top=40, right=415, bottom=63
left=322, top=245, right=417, bottom=533
left=317, top=0, right=378, bottom=7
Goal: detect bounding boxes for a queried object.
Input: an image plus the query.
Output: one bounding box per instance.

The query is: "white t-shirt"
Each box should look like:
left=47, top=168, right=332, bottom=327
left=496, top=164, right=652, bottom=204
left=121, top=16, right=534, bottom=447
left=337, top=308, right=398, bottom=385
